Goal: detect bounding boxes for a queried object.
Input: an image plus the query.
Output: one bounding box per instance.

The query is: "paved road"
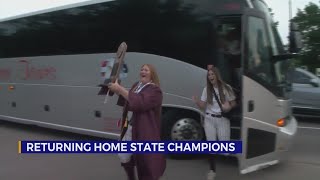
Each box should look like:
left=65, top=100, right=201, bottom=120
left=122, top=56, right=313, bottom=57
left=0, top=118, right=319, bottom=180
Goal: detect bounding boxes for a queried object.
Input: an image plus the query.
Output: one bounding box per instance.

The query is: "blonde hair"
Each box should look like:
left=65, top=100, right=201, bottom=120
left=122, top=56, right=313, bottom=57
left=141, top=64, right=160, bottom=87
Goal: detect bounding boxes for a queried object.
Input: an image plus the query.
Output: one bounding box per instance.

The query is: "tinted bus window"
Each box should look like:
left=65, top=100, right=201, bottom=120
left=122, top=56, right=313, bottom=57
left=0, top=0, right=251, bottom=68
left=246, top=16, right=275, bottom=86
left=252, top=0, right=280, bottom=55
left=0, top=0, right=241, bottom=69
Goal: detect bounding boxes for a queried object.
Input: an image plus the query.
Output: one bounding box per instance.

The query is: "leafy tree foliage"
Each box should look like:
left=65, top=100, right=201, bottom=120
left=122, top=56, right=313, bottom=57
left=292, top=1, right=320, bottom=72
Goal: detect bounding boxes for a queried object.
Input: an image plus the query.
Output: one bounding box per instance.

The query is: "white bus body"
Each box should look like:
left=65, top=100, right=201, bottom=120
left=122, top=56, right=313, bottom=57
left=0, top=0, right=298, bottom=174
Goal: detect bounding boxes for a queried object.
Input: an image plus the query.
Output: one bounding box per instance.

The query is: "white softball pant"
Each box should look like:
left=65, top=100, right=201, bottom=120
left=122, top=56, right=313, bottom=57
left=203, top=114, right=230, bottom=141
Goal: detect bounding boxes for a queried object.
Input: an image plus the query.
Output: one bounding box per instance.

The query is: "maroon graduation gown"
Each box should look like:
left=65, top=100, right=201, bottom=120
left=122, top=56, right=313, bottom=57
left=127, top=83, right=166, bottom=179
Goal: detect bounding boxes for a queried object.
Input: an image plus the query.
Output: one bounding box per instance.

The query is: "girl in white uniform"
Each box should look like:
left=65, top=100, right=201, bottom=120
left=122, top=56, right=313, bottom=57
left=193, top=65, right=236, bottom=180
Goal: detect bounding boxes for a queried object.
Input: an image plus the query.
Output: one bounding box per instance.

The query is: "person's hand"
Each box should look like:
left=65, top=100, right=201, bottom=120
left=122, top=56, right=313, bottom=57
left=192, top=96, right=206, bottom=111
left=222, top=101, right=232, bottom=112
left=192, top=96, right=199, bottom=104
left=107, top=79, right=122, bottom=94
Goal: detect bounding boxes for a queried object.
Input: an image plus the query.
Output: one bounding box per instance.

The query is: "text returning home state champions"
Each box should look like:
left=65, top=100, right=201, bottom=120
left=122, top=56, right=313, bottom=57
left=20, top=141, right=242, bottom=154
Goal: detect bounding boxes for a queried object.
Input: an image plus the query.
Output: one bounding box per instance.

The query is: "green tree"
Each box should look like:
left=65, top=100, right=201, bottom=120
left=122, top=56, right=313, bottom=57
left=292, top=1, right=320, bottom=72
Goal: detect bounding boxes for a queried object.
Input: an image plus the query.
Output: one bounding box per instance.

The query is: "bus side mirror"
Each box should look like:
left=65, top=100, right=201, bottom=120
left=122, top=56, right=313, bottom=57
left=289, top=22, right=303, bottom=53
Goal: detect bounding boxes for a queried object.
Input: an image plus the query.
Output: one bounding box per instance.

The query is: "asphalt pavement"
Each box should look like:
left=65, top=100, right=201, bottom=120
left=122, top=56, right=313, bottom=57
left=0, top=118, right=319, bottom=180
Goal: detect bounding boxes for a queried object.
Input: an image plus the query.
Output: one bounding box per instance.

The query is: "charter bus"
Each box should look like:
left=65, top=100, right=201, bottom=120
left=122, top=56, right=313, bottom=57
left=0, top=0, right=300, bottom=174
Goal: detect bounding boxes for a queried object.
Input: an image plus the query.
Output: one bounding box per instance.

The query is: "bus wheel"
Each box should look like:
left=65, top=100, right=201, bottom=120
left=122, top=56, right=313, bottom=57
left=162, top=110, right=204, bottom=141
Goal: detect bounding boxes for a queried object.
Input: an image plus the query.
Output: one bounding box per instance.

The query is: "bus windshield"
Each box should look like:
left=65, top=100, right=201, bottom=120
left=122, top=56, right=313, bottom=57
left=245, top=0, right=291, bottom=99
left=213, top=13, right=291, bottom=99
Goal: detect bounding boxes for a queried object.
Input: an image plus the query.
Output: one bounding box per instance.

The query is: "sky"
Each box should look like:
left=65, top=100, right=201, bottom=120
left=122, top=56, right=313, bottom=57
left=0, top=0, right=319, bottom=44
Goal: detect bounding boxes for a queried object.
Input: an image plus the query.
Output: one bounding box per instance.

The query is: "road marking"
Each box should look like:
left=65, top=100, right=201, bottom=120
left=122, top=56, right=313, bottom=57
left=298, top=126, right=320, bottom=130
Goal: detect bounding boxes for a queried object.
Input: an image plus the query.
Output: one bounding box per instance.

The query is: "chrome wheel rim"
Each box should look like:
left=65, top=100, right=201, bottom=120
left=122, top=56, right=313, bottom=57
left=171, top=118, right=203, bottom=141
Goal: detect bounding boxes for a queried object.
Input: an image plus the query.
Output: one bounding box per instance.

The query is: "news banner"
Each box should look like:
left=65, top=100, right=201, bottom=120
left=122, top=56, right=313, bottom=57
left=18, top=141, right=242, bottom=154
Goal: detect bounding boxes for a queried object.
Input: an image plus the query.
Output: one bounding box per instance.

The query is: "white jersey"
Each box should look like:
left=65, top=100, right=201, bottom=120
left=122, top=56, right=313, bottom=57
left=201, top=85, right=236, bottom=115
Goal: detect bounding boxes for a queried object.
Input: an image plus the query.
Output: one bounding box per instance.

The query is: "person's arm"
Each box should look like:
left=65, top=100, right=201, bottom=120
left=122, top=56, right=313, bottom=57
left=107, top=79, right=129, bottom=100
left=222, top=85, right=237, bottom=112
left=192, top=87, right=207, bottom=111
left=230, top=100, right=237, bottom=108
left=192, top=96, right=206, bottom=111
left=117, top=86, right=129, bottom=100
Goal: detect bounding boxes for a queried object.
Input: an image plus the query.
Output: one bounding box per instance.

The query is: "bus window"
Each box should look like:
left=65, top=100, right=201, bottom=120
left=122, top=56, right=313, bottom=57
left=247, top=16, right=273, bottom=85
left=252, top=0, right=279, bottom=56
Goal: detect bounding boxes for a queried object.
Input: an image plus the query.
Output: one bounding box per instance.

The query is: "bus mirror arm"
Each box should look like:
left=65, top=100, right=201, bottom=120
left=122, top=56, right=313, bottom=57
left=271, top=53, right=298, bottom=63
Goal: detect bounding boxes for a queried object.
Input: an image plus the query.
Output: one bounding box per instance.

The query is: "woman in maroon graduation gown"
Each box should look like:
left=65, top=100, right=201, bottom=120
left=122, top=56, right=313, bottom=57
left=108, top=64, right=166, bottom=180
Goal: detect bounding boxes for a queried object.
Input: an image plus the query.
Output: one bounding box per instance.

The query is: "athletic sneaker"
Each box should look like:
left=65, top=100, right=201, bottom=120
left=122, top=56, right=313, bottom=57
left=207, top=170, right=216, bottom=180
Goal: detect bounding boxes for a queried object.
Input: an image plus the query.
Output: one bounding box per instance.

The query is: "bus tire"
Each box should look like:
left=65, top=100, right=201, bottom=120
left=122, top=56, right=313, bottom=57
left=162, top=109, right=204, bottom=141
left=161, top=109, right=204, bottom=159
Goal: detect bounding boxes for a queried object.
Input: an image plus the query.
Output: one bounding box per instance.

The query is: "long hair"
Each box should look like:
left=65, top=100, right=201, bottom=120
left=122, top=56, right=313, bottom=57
left=141, top=64, right=160, bottom=87
left=140, top=64, right=162, bottom=123
left=206, top=66, right=233, bottom=105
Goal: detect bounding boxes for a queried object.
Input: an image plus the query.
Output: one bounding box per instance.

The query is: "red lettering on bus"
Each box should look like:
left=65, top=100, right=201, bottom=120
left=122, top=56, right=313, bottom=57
left=18, top=60, right=56, bottom=80
left=0, top=68, right=11, bottom=80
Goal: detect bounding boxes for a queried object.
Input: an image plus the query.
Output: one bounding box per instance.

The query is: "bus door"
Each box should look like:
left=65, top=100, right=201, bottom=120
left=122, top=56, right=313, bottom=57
left=239, top=9, right=280, bottom=174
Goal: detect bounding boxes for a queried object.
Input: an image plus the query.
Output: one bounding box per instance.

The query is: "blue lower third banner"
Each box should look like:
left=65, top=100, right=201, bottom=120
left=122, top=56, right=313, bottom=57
left=18, top=141, right=242, bottom=154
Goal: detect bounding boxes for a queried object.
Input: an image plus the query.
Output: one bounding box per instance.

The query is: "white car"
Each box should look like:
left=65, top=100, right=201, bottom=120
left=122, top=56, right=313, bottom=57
left=288, top=68, right=320, bottom=118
